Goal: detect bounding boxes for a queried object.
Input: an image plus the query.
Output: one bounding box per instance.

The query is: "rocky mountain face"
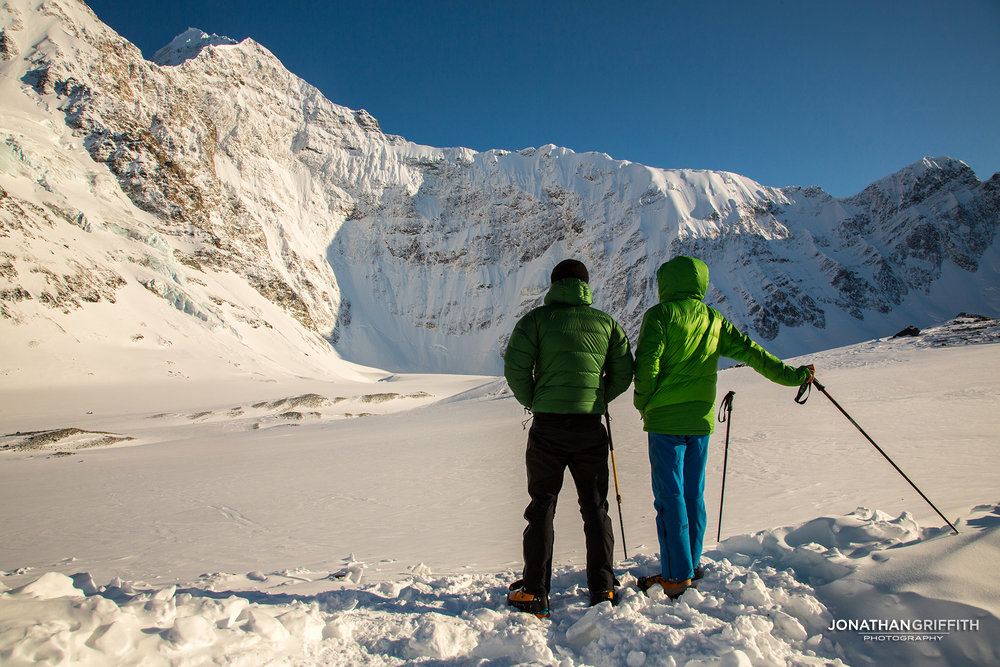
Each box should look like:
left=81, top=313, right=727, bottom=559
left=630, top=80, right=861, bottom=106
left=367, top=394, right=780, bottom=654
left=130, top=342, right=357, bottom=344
left=1, top=0, right=998, bottom=377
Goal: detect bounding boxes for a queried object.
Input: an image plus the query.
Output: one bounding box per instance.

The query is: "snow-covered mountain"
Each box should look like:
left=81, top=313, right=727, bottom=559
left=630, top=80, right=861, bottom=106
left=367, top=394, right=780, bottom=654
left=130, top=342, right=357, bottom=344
left=1, top=0, right=998, bottom=378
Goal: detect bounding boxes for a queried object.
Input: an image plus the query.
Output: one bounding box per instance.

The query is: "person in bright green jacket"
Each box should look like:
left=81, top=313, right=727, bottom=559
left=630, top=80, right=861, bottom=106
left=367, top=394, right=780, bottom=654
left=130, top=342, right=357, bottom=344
left=633, top=256, right=814, bottom=599
left=504, top=259, right=634, bottom=615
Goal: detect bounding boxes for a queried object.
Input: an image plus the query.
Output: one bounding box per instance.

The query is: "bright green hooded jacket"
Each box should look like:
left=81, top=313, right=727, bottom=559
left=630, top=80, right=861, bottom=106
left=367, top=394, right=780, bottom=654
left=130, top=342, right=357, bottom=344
left=504, top=278, right=634, bottom=414
left=633, top=256, right=811, bottom=434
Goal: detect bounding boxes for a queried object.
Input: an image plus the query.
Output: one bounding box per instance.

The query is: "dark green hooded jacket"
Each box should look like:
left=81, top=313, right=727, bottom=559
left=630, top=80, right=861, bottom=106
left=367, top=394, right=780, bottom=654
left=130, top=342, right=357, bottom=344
left=633, top=256, right=811, bottom=434
left=504, top=278, right=634, bottom=414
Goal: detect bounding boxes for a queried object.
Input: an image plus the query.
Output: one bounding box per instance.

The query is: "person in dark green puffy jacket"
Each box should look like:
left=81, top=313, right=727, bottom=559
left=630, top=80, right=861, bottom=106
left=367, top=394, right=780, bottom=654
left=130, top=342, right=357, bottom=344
left=633, top=256, right=814, bottom=599
left=504, top=259, right=634, bottom=615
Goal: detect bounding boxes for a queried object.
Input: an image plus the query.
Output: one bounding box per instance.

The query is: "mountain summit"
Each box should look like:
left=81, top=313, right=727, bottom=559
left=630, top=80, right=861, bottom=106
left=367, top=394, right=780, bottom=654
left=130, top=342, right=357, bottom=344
left=1, top=0, right=997, bottom=380
left=151, top=27, right=239, bottom=66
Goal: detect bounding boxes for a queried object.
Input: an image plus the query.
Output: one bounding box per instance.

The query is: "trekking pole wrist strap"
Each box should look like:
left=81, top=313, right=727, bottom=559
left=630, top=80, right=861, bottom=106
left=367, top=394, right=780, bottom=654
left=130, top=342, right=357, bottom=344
left=718, top=390, right=735, bottom=421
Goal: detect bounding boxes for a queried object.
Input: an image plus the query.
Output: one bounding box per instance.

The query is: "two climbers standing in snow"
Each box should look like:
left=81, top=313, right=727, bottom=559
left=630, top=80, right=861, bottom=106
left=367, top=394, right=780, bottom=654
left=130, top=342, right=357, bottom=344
left=504, top=255, right=814, bottom=612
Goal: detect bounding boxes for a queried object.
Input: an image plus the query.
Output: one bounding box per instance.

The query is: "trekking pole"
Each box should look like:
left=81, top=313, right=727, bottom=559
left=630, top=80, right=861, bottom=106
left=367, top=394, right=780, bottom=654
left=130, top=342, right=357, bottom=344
left=716, top=391, right=735, bottom=542
left=795, top=379, right=959, bottom=535
left=605, top=410, right=628, bottom=561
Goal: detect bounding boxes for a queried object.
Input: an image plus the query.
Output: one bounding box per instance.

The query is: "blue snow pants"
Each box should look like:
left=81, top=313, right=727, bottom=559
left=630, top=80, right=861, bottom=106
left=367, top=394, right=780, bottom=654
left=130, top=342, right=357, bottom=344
left=648, top=433, right=710, bottom=582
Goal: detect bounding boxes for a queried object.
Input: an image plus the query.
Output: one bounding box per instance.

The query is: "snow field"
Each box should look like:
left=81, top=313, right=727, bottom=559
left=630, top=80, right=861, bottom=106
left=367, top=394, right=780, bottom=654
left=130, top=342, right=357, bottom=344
left=1, top=321, right=998, bottom=665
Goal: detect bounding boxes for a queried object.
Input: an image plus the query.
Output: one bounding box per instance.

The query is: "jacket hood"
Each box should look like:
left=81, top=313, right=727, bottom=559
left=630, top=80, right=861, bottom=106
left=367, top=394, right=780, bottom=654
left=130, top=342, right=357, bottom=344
left=545, top=277, right=594, bottom=306
left=657, top=256, right=709, bottom=303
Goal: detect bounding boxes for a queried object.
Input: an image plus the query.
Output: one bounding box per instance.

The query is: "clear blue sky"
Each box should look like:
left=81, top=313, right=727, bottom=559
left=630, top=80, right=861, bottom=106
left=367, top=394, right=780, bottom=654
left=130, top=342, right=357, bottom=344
left=86, top=0, right=999, bottom=197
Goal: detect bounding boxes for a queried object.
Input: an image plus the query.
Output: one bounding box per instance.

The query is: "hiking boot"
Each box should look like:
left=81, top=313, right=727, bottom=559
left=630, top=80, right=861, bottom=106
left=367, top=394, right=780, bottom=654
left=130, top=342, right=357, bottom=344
left=588, top=589, right=619, bottom=607
left=636, top=575, right=691, bottom=599
left=506, top=581, right=549, bottom=618
left=689, top=566, right=705, bottom=590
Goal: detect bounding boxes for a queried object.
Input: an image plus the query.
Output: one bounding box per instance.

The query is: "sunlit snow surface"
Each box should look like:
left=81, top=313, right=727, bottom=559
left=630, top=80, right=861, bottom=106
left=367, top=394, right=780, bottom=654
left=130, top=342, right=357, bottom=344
left=1, top=0, right=998, bottom=662
left=1, top=318, right=998, bottom=665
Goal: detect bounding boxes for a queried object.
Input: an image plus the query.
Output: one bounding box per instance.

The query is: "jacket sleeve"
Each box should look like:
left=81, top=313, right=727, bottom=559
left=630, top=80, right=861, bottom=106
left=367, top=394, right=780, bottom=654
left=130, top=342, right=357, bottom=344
left=718, top=318, right=811, bottom=386
left=603, top=320, right=634, bottom=404
left=632, top=307, right=666, bottom=414
left=503, top=313, right=538, bottom=409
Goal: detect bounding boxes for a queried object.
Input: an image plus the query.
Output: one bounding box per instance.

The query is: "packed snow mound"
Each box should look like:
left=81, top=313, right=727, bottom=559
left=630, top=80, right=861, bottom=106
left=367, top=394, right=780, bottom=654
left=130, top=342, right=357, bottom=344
left=151, top=28, right=239, bottom=66
left=2, top=504, right=996, bottom=665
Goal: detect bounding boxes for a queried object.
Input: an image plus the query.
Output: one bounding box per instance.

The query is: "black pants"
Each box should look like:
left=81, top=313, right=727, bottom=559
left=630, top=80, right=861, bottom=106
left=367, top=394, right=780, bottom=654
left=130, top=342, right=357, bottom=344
left=521, top=413, right=615, bottom=595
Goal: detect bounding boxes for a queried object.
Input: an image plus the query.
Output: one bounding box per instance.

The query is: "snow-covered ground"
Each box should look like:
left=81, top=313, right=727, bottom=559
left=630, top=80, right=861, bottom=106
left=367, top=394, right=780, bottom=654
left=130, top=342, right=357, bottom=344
left=1, top=317, right=998, bottom=665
